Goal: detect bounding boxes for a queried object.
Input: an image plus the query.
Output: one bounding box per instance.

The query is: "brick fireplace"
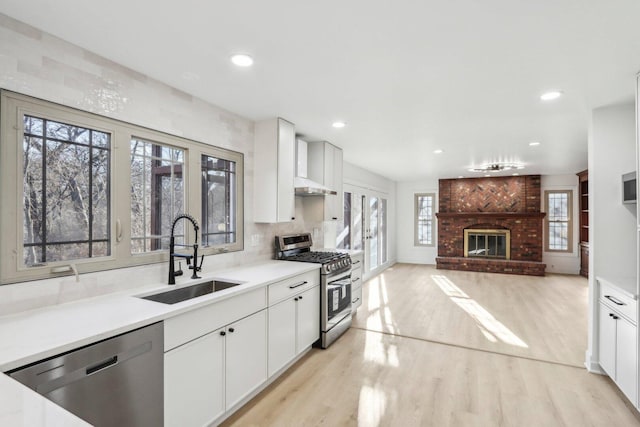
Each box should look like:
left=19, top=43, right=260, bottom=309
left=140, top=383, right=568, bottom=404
left=435, top=175, right=546, bottom=276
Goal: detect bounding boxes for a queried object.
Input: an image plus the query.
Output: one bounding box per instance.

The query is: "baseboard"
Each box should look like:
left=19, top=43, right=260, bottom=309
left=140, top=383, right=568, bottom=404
left=584, top=349, right=605, bottom=374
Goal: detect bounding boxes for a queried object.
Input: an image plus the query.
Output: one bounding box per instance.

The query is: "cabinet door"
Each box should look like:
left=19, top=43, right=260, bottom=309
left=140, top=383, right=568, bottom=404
left=332, top=145, right=343, bottom=222
left=226, top=310, right=267, bottom=410
left=598, top=303, right=616, bottom=377
left=165, top=329, right=225, bottom=427
left=616, top=317, right=637, bottom=405
left=268, top=298, right=296, bottom=377
left=351, top=285, right=362, bottom=313
left=277, top=118, right=295, bottom=222
left=254, top=118, right=295, bottom=223
left=297, top=285, right=320, bottom=353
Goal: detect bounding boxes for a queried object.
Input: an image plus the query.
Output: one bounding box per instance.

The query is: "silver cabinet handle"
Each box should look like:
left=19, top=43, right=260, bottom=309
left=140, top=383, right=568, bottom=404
left=289, top=281, right=308, bottom=289
left=605, top=295, right=625, bottom=306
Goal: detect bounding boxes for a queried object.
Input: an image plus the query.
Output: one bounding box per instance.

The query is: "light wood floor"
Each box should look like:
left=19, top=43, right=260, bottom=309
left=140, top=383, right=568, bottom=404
left=222, top=264, right=640, bottom=427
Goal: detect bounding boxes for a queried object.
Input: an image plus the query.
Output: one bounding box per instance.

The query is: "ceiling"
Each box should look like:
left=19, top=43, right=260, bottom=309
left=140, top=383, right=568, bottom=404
left=2, top=1, right=640, bottom=182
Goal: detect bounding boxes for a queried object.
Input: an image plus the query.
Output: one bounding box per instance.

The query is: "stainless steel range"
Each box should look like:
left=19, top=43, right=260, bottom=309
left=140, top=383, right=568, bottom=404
left=276, top=233, right=352, bottom=348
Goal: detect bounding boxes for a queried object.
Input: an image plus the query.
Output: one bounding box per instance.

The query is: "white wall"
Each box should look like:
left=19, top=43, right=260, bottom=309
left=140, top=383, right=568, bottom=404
left=396, top=178, right=439, bottom=265
left=585, top=101, right=637, bottom=371
left=541, top=174, right=581, bottom=274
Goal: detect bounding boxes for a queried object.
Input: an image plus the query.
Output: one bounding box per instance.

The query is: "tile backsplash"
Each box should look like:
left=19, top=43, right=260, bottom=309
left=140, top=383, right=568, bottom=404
left=0, top=13, right=325, bottom=314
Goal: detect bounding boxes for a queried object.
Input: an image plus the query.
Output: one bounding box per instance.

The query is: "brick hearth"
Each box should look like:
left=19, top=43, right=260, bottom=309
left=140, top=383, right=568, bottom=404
left=436, top=176, right=546, bottom=276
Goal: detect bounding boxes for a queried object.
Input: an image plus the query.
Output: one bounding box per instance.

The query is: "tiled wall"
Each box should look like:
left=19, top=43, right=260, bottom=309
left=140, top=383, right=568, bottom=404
left=0, top=14, right=323, bottom=314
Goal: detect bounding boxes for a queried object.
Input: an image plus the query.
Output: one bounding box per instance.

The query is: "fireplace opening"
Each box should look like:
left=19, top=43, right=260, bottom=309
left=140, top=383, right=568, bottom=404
left=464, top=229, right=511, bottom=260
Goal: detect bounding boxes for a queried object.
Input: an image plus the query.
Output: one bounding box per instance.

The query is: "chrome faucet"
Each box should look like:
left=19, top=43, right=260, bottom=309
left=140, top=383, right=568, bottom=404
left=168, top=214, right=204, bottom=285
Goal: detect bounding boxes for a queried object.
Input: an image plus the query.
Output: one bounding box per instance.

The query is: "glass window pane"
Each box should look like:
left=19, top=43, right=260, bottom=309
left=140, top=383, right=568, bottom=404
left=416, top=194, right=434, bottom=245
left=130, top=139, right=184, bottom=253
left=201, top=154, right=236, bottom=247
left=22, top=115, right=111, bottom=266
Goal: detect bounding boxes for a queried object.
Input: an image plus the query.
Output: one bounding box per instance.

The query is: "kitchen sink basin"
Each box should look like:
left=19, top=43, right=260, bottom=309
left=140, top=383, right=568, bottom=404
left=139, top=280, right=243, bottom=304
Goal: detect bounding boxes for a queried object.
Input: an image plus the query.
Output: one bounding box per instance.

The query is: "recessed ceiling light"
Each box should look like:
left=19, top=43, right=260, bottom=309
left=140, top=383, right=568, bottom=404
left=484, top=174, right=491, bottom=177
left=540, top=91, right=563, bottom=101
left=332, top=121, right=346, bottom=128
left=512, top=173, right=520, bottom=176
left=458, top=175, right=464, bottom=179
left=529, top=141, right=540, bottom=146
left=230, top=54, right=254, bottom=67
left=433, top=149, right=443, bottom=154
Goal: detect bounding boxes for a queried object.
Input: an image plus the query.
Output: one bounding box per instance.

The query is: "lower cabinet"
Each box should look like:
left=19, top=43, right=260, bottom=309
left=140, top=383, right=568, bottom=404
left=268, top=284, right=320, bottom=377
left=598, top=301, right=637, bottom=405
left=351, top=251, right=363, bottom=313
left=164, top=327, right=225, bottom=427
left=225, top=310, right=267, bottom=410
left=164, top=309, right=267, bottom=427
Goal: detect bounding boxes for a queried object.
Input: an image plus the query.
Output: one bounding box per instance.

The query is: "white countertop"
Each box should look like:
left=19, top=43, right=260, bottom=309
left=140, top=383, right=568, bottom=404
left=0, top=260, right=319, bottom=426
left=597, top=275, right=638, bottom=300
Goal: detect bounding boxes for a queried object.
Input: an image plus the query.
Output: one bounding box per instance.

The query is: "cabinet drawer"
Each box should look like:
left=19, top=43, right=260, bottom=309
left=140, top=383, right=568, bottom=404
left=599, top=281, right=637, bottom=324
left=351, top=285, right=362, bottom=312
left=165, top=287, right=267, bottom=351
left=351, top=267, right=362, bottom=287
left=268, top=270, right=319, bottom=306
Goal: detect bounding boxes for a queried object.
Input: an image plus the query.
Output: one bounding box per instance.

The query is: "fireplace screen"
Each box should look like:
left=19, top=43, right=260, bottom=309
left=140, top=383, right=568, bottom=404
left=464, top=229, right=510, bottom=259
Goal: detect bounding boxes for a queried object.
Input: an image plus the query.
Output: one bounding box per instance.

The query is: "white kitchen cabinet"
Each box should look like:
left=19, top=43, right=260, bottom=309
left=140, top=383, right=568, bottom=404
left=225, top=310, right=267, bottom=410
left=268, top=276, right=320, bottom=377
left=165, top=309, right=267, bottom=425
left=164, top=284, right=268, bottom=426
left=598, top=304, right=616, bottom=377
left=296, top=285, right=320, bottom=351
left=254, top=117, right=296, bottom=223
left=307, top=141, right=343, bottom=221
left=165, top=328, right=225, bottom=427
left=350, top=251, right=363, bottom=313
left=598, top=278, right=638, bottom=406
left=268, top=296, right=297, bottom=376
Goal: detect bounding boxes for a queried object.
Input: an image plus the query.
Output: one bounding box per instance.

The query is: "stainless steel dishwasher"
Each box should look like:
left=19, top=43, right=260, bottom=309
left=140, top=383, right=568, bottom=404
left=8, top=321, right=163, bottom=427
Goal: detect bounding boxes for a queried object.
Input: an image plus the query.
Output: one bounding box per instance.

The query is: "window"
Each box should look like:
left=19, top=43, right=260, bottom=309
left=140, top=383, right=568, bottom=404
left=201, top=155, right=237, bottom=246
left=130, top=139, right=184, bottom=253
left=545, top=190, right=572, bottom=252
left=22, top=115, right=111, bottom=265
left=414, top=193, right=435, bottom=246
left=1, top=90, right=244, bottom=284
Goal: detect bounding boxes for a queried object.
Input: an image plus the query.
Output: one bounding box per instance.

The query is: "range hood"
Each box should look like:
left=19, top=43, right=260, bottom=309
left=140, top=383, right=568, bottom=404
left=294, top=139, right=337, bottom=196
left=294, top=176, right=337, bottom=196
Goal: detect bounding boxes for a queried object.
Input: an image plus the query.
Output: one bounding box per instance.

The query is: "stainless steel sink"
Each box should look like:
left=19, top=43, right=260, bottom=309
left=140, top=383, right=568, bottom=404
left=139, top=280, right=243, bottom=304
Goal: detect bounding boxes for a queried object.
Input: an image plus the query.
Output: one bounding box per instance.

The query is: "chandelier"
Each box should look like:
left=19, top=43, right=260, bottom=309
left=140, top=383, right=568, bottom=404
left=468, top=162, right=525, bottom=173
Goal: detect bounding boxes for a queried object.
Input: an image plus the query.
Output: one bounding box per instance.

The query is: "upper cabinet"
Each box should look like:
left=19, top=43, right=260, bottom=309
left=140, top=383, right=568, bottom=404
left=254, top=118, right=295, bottom=223
left=307, top=141, right=344, bottom=221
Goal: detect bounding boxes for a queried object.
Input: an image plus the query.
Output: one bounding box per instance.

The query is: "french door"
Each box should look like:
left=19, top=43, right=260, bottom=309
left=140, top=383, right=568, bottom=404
left=338, top=186, right=388, bottom=278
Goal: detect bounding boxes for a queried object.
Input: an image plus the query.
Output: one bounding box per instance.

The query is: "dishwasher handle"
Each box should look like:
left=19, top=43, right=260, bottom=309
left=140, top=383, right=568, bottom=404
left=86, top=355, right=118, bottom=376
left=35, top=341, right=152, bottom=396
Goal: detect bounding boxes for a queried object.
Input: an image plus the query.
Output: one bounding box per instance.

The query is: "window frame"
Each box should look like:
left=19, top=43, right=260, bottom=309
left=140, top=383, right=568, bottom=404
left=414, top=193, right=435, bottom=247
left=544, top=189, right=573, bottom=253
left=1, top=90, right=244, bottom=284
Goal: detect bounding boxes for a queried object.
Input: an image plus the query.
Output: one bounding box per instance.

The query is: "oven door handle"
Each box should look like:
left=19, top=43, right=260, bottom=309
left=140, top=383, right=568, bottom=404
left=289, top=281, right=308, bottom=289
